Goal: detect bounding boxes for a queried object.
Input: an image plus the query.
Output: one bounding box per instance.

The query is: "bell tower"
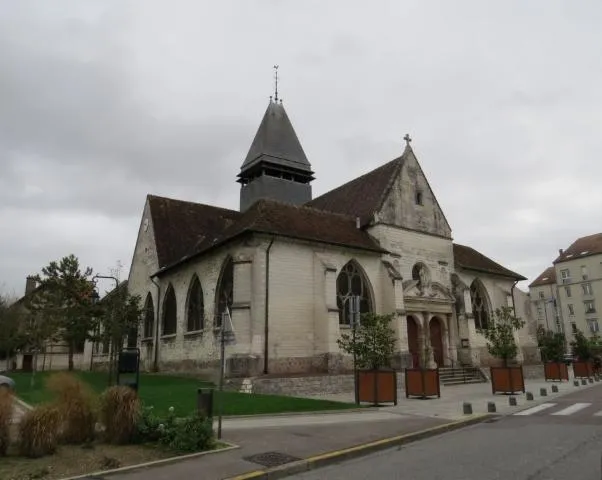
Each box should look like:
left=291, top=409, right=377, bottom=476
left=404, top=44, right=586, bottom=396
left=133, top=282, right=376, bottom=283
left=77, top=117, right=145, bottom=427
left=237, top=71, right=314, bottom=211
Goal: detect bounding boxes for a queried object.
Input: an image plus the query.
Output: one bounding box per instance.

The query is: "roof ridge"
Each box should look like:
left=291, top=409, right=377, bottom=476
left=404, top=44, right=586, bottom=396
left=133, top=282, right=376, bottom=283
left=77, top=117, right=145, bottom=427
left=252, top=197, right=368, bottom=223
left=148, top=194, right=239, bottom=215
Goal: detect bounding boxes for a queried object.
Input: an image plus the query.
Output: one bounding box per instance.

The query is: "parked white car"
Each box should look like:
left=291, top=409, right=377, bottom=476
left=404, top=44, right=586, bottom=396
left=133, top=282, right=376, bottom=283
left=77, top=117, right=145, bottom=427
left=0, top=375, right=15, bottom=391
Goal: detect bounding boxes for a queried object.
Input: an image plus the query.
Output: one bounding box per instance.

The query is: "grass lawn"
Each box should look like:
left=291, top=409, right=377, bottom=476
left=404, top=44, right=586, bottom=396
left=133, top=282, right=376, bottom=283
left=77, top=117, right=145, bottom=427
left=9, top=371, right=358, bottom=416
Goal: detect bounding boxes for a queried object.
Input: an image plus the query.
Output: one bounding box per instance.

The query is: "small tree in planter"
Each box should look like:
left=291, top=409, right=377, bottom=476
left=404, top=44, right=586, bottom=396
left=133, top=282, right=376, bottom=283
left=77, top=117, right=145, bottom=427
left=571, top=330, right=594, bottom=378
left=537, top=326, right=568, bottom=381
left=481, top=306, right=526, bottom=394
left=337, top=313, right=397, bottom=406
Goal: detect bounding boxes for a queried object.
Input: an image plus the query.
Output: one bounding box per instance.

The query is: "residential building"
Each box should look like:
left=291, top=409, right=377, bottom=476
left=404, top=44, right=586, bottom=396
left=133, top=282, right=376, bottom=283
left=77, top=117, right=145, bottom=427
left=554, top=233, right=602, bottom=338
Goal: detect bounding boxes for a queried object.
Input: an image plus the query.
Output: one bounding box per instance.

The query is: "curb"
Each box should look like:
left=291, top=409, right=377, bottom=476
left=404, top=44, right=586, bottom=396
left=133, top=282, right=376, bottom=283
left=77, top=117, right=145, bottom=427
left=15, top=397, right=33, bottom=411
left=61, top=442, right=240, bottom=480
left=221, top=407, right=370, bottom=420
left=225, top=414, right=493, bottom=480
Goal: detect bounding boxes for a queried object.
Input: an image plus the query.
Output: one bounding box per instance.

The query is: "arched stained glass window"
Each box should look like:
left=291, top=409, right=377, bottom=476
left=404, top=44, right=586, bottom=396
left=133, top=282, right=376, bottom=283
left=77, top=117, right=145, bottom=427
left=143, top=293, right=154, bottom=338
left=215, top=257, right=234, bottom=328
left=336, top=261, right=373, bottom=325
left=162, top=284, right=177, bottom=335
left=470, top=280, right=490, bottom=330
left=187, top=275, right=204, bottom=331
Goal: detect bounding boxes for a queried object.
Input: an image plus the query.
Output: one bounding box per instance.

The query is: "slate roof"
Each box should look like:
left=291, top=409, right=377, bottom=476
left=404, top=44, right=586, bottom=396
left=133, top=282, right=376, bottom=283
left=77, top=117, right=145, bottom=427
left=239, top=101, right=313, bottom=175
left=553, top=233, right=602, bottom=264
left=148, top=195, right=241, bottom=269
left=453, top=244, right=526, bottom=280
left=149, top=195, right=386, bottom=275
left=307, top=152, right=406, bottom=226
left=529, top=266, right=556, bottom=288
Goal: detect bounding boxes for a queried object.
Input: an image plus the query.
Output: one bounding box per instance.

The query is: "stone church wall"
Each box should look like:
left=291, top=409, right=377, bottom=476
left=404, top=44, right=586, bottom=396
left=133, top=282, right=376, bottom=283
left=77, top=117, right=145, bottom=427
left=265, top=237, right=384, bottom=374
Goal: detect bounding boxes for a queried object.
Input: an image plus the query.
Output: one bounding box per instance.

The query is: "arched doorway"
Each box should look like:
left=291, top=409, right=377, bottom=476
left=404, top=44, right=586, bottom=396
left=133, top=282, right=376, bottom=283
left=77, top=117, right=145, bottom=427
left=407, top=316, right=420, bottom=368
left=429, top=317, right=444, bottom=367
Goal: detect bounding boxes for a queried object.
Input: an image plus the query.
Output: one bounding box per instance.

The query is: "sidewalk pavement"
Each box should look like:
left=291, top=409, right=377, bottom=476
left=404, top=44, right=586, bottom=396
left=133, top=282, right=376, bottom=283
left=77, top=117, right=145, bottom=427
left=301, top=374, right=601, bottom=420
left=108, top=413, right=449, bottom=480
left=106, top=375, right=601, bottom=480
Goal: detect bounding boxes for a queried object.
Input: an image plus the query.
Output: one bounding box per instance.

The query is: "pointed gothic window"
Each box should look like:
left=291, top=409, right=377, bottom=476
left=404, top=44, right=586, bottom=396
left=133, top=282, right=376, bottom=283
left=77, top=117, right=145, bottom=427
left=187, top=275, right=204, bottom=331
left=143, top=293, right=154, bottom=338
left=215, top=257, right=234, bottom=328
left=162, top=284, right=177, bottom=336
left=336, top=261, right=373, bottom=325
left=470, top=280, right=490, bottom=330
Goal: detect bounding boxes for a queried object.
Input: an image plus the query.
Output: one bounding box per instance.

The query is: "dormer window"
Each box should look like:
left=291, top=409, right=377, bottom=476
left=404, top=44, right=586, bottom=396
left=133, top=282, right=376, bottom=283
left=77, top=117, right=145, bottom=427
left=415, top=190, right=423, bottom=205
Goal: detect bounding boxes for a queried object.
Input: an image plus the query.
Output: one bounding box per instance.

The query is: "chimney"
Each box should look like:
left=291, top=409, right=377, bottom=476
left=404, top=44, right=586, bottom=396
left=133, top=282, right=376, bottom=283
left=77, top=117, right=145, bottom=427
left=558, top=249, right=564, bottom=256
left=25, top=276, right=37, bottom=295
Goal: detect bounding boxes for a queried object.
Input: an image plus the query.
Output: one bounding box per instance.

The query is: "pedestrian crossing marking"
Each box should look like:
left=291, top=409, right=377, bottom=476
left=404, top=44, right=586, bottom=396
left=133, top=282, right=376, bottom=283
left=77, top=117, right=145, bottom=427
left=514, top=403, right=556, bottom=416
left=551, top=403, right=591, bottom=416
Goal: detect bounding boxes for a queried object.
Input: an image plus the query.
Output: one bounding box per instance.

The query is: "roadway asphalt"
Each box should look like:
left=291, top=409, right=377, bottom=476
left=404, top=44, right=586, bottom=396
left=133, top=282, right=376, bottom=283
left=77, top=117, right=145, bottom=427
left=291, top=383, right=602, bottom=480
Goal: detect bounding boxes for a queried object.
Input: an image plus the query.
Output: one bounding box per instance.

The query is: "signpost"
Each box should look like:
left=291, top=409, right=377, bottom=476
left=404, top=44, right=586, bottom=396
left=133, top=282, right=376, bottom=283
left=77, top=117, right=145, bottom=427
left=217, top=309, right=235, bottom=439
left=348, top=295, right=361, bottom=405
left=117, top=347, right=140, bottom=392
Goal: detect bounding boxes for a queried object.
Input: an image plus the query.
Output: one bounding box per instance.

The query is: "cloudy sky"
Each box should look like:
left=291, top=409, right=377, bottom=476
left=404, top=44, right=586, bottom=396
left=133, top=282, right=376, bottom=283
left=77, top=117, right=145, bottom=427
left=1, top=0, right=601, bottom=297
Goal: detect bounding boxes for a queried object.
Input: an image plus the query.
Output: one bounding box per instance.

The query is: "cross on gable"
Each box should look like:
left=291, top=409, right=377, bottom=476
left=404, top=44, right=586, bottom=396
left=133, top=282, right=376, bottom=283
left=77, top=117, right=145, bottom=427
left=403, top=134, right=412, bottom=146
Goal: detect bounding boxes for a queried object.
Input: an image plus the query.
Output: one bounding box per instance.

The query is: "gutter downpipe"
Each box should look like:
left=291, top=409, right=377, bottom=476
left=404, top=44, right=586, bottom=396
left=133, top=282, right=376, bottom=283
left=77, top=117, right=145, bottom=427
left=150, top=275, right=161, bottom=372
left=263, top=238, right=275, bottom=375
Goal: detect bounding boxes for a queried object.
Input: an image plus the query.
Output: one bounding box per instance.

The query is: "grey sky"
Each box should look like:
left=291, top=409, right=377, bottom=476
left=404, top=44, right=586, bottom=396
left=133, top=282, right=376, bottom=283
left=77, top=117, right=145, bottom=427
left=2, top=0, right=601, bottom=297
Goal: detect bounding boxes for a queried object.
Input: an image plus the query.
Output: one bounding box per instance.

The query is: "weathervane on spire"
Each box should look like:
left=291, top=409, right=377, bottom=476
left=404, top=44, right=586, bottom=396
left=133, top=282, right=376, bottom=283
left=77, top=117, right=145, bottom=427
left=273, top=65, right=279, bottom=102
left=404, top=133, right=412, bottom=147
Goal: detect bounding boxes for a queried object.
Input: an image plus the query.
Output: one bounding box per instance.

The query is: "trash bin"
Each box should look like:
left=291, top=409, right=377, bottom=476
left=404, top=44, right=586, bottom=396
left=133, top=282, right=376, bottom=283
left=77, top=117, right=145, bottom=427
left=197, top=388, right=214, bottom=419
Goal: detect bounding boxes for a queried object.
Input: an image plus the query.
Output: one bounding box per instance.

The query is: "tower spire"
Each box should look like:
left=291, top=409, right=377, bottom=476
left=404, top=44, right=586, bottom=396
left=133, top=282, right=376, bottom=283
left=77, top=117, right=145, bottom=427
left=273, top=65, right=279, bottom=102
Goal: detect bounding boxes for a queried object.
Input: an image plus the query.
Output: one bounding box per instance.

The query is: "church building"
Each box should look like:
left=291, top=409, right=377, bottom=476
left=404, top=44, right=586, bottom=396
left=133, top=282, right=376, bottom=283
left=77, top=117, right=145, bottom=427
left=127, top=96, right=538, bottom=376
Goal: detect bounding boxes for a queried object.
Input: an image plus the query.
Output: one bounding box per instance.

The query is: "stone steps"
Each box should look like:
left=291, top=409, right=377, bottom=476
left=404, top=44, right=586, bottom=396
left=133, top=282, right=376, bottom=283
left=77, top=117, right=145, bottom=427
left=439, top=367, right=487, bottom=386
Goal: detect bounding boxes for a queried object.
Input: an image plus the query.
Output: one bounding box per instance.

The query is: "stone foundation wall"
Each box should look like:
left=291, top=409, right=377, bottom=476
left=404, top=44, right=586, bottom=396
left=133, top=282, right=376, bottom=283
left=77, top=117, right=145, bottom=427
left=252, top=371, right=406, bottom=397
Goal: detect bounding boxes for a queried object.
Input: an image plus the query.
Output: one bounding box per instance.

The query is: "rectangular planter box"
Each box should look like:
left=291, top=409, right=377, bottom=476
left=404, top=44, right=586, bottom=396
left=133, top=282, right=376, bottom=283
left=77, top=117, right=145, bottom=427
left=490, top=366, right=525, bottom=394
left=544, top=362, right=569, bottom=382
left=405, top=368, right=440, bottom=399
left=573, top=361, right=594, bottom=379
left=356, top=370, right=397, bottom=405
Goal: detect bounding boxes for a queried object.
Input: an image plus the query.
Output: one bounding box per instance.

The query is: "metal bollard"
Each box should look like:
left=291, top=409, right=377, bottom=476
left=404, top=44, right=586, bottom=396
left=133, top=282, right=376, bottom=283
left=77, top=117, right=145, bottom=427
left=509, top=396, right=517, bottom=406
left=551, top=385, right=559, bottom=393
left=574, top=380, right=580, bottom=387
left=463, top=402, right=473, bottom=415
left=526, top=392, right=534, bottom=401
left=487, top=401, right=496, bottom=413
left=540, top=388, right=547, bottom=397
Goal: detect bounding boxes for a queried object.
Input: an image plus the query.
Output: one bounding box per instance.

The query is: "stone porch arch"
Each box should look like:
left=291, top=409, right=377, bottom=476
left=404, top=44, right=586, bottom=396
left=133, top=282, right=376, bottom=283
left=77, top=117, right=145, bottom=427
left=406, top=314, right=423, bottom=368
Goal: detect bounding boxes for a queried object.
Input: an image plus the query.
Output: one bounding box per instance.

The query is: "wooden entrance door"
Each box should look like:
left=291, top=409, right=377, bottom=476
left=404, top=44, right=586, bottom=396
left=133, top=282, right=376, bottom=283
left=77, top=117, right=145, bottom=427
left=407, top=316, right=420, bottom=368
left=429, top=317, right=444, bottom=367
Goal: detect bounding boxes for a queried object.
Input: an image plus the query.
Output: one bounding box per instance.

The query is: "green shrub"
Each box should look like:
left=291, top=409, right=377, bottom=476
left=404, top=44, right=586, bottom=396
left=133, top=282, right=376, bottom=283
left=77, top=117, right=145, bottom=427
left=18, top=405, right=61, bottom=458
left=99, top=386, right=140, bottom=444
left=47, top=372, right=97, bottom=444
left=164, top=414, right=214, bottom=453
left=135, top=405, right=163, bottom=443
left=0, top=389, right=13, bottom=456
left=136, top=405, right=215, bottom=453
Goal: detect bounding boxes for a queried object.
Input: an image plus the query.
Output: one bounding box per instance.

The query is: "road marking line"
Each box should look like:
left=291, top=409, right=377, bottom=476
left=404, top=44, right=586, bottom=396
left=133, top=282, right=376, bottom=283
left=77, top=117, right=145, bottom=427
left=551, top=403, right=592, bottom=416
left=514, top=403, right=556, bottom=416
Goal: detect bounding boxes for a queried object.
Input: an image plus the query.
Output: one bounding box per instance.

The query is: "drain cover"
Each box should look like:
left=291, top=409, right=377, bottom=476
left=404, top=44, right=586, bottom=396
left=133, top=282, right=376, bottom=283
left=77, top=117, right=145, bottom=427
left=244, top=451, right=301, bottom=467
